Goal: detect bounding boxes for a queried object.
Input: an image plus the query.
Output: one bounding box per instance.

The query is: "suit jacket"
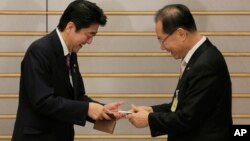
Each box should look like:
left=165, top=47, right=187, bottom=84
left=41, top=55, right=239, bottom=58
left=12, top=30, right=96, bottom=141
left=148, top=39, right=232, bottom=141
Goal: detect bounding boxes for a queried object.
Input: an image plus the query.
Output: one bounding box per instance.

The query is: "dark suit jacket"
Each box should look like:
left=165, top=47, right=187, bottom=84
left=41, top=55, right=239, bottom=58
left=12, top=30, right=96, bottom=141
left=148, top=39, right=232, bottom=141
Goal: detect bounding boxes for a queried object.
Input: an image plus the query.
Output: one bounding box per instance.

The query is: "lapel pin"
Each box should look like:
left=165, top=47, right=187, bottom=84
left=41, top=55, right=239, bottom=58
left=73, top=64, right=77, bottom=73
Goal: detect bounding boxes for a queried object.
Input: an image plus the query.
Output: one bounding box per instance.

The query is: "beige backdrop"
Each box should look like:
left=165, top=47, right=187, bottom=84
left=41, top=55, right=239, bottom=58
left=0, top=0, right=250, bottom=140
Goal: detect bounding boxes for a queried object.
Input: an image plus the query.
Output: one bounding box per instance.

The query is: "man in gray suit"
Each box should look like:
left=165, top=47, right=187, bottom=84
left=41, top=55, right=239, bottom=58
left=12, top=1, right=123, bottom=141
left=127, top=4, right=232, bottom=141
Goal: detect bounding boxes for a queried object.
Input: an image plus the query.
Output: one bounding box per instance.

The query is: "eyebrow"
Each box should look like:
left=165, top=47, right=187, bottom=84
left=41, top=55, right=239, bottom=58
left=89, top=32, right=97, bottom=36
left=85, top=32, right=97, bottom=36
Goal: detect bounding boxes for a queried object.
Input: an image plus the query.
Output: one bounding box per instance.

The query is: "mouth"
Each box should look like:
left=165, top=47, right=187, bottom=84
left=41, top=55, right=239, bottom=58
left=165, top=49, right=171, bottom=53
left=168, top=51, right=173, bottom=56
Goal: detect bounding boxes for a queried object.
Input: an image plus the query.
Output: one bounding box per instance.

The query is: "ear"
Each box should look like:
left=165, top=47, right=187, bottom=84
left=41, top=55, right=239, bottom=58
left=176, top=28, right=187, bottom=41
left=65, top=21, right=75, bottom=33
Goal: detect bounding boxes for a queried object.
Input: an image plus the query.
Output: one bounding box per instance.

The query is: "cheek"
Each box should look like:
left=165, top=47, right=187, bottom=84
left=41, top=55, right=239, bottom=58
left=164, top=43, right=173, bottom=50
left=171, top=42, right=181, bottom=51
left=75, top=37, right=85, bottom=45
left=75, top=33, right=86, bottom=42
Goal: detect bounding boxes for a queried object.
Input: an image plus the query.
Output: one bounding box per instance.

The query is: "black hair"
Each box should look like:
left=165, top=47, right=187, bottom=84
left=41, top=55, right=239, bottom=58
left=58, top=0, right=107, bottom=31
left=155, top=4, right=197, bottom=34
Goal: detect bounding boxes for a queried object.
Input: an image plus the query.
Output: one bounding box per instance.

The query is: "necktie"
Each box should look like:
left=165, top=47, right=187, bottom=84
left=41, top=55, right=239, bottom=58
left=70, top=52, right=79, bottom=99
left=180, top=60, right=186, bottom=77
left=66, top=54, right=71, bottom=70
left=70, top=52, right=77, bottom=72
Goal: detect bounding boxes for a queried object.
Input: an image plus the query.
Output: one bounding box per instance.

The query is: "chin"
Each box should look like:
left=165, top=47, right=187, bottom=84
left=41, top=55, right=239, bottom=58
left=73, top=48, right=81, bottom=53
left=173, top=55, right=180, bottom=60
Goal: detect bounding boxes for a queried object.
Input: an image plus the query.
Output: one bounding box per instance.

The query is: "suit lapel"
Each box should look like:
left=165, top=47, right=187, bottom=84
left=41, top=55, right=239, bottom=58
left=49, top=30, right=73, bottom=95
left=70, top=52, right=86, bottom=99
left=176, top=39, right=213, bottom=89
left=70, top=52, right=79, bottom=99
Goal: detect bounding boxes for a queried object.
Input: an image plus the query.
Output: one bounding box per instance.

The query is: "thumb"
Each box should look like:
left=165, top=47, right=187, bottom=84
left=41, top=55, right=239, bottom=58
left=131, top=104, right=139, bottom=112
left=103, top=107, right=111, bottom=114
left=115, top=101, right=125, bottom=107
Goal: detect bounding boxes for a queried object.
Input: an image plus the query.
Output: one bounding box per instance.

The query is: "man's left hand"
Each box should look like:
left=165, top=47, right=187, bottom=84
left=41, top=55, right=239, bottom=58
left=126, top=105, right=149, bottom=128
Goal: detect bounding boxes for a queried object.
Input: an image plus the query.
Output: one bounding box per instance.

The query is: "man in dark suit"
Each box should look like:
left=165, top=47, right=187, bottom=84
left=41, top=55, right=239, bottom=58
left=127, top=4, right=232, bottom=141
left=12, top=0, right=123, bottom=141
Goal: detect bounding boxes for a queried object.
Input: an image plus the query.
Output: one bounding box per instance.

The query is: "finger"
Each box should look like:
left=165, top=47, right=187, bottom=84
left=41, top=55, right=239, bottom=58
left=98, top=115, right=103, bottom=120
left=126, top=108, right=134, bottom=113
left=131, top=104, right=136, bottom=109
left=113, top=112, right=122, bottom=119
left=116, top=112, right=128, bottom=119
left=112, top=101, right=125, bottom=111
left=102, top=113, right=112, bottom=120
left=103, top=108, right=116, bottom=120
left=103, top=107, right=111, bottom=114
left=116, top=101, right=125, bottom=106
left=131, top=104, right=139, bottom=112
left=126, top=113, right=133, bottom=119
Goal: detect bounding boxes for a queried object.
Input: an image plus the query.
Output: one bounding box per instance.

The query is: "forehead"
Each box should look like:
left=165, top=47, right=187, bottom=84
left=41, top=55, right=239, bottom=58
left=155, top=20, right=165, bottom=36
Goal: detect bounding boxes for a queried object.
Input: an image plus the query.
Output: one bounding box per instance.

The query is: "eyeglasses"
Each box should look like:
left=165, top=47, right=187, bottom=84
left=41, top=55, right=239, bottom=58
left=157, top=29, right=177, bottom=46
left=158, top=35, right=170, bottom=46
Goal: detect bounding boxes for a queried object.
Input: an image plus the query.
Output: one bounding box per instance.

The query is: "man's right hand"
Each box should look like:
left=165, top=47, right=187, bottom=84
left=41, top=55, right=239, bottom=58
left=88, top=102, right=104, bottom=120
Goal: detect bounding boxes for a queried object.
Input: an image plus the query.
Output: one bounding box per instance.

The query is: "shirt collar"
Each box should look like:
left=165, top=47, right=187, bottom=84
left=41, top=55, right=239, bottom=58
left=182, top=36, right=206, bottom=64
left=56, top=28, right=70, bottom=56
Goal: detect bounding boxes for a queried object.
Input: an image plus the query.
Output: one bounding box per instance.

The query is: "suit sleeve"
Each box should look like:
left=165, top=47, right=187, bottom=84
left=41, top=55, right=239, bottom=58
left=23, top=45, right=89, bottom=126
left=148, top=62, right=219, bottom=137
left=151, top=103, right=172, bottom=113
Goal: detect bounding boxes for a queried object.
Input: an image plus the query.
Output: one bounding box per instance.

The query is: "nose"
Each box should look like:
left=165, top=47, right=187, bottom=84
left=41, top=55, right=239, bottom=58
left=160, top=44, right=166, bottom=50
left=86, top=37, right=93, bottom=44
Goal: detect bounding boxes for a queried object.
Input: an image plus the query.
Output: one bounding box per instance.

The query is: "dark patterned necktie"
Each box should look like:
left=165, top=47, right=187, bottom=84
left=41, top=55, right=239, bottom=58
left=66, top=54, right=70, bottom=70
